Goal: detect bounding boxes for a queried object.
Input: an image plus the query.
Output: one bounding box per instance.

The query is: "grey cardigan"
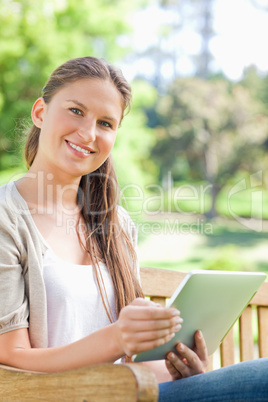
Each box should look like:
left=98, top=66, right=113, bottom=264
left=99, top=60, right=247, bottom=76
left=0, top=181, right=138, bottom=348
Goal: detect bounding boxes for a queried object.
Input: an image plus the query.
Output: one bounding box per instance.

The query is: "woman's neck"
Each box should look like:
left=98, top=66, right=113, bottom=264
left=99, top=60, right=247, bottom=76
left=16, top=166, right=82, bottom=212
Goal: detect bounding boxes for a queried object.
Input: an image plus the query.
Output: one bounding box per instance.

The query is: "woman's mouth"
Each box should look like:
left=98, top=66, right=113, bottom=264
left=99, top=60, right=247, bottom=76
left=66, top=140, right=94, bottom=156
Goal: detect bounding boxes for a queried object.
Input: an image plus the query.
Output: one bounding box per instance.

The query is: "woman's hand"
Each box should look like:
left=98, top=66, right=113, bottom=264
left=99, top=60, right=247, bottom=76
left=165, top=330, right=209, bottom=380
left=114, top=298, right=183, bottom=357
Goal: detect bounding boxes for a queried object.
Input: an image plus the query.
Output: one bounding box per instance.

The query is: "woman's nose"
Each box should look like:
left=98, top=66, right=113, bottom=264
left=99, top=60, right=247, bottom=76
left=78, top=121, right=96, bottom=142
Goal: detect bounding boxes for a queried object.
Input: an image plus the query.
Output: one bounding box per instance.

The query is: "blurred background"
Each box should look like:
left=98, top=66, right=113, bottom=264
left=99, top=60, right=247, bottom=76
left=0, top=0, right=267, bottom=276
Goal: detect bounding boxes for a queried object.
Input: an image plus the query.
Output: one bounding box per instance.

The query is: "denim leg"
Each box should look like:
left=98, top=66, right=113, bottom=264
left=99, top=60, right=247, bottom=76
left=158, top=358, right=268, bottom=402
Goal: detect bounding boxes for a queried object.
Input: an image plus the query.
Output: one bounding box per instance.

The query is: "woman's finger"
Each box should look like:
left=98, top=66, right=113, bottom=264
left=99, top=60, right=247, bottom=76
left=166, top=351, right=192, bottom=378
left=125, top=332, right=177, bottom=356
left=130, top=297, right=158, bottom=307
left=194, top=330, right=209, bottom=364
left=123, top=323, right=182, bottom=344
left=164, top=333, right=208, bottom=380
left=115, top=301, right=182, bottom=356
left=175, top=343, right=205, bottom=375
left=120, top=315, right=183, bottom=333
left=165, top=359, right=182, bottom=380
left=120, top=304, right=181, bottom=321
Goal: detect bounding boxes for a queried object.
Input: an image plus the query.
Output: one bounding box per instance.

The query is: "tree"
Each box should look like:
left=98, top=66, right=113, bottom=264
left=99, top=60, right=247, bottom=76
left=151, top=76, right=268, bottom=217
left=126, top=0, right=217, bottom=89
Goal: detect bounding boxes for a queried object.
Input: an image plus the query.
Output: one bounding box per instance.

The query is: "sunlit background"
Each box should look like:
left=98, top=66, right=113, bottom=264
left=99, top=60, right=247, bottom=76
left=0, top=0, right=267, bottom=276
left=125, top=0, right=268, bottom=81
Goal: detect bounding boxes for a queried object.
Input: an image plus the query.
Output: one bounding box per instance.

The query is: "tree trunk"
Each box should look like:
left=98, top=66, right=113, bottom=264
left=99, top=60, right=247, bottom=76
left=206, top=184, right=220, bottom=219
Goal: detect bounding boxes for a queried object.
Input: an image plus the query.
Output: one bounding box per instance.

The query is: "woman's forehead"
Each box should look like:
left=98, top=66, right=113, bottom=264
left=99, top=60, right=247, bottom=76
left=50, top=78, right=124, bottom=121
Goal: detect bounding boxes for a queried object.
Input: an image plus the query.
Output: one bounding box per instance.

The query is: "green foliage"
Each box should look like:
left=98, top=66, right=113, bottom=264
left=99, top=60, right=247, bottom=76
left=151, top=76, right=268, bottom=217
left=0, top=0, right=135, bottom=169
left=202, top=244, right=251, bottom=272
left=113, top=80, right=158, bottom=212
left=0, top=165, right=26, bottom=186
left=217, top=183, right=268, bottom=220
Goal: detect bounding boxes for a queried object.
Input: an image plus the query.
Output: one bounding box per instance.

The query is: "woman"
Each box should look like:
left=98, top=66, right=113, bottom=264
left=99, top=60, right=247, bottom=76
left=0, top=57, right=267, bottom=401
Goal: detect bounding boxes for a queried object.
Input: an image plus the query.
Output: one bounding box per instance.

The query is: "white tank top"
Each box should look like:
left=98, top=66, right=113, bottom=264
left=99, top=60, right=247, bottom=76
left=43, top=247, right=117, bottom=348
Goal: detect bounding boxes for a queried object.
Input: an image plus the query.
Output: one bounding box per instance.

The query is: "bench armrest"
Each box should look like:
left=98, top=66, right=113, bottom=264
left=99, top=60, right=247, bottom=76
left=0, top=363, right=158, bottom=401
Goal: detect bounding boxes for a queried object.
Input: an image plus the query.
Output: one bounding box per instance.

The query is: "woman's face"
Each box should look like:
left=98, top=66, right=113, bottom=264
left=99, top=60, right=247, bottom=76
left=32, top=78, right=123, bottom=181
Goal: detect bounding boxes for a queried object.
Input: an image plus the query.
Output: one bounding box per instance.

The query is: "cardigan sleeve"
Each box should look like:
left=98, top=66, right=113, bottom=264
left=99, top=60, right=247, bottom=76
left=0, top=202, right=29, bottom=335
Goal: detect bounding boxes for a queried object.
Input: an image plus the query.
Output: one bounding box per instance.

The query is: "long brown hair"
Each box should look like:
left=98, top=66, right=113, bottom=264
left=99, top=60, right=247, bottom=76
left=25, top=57, right=143, bottom=319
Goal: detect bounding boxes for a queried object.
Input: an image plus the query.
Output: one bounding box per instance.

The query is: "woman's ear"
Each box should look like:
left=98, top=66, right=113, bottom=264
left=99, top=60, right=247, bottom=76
left=31, top=97, right=46, bottom=128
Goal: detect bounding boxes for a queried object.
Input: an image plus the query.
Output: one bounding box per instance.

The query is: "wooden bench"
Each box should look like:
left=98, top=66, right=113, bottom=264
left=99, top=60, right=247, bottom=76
left=0, top=267, right=267, bottom=401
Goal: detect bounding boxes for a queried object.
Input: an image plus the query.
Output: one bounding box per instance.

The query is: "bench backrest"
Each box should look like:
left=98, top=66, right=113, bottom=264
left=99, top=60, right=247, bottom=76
left=140, top=267, right=268, bottom=371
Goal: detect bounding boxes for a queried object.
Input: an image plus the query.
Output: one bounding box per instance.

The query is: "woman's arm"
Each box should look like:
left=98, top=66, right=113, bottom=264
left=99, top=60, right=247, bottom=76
left=0, top=326, right=121, bottom=373
left=0, top=323, right=131, bottom=373
left=0, top=299, right=182, bottom=373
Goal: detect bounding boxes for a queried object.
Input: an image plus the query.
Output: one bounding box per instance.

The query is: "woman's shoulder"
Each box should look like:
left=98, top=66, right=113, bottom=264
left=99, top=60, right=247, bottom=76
left=0, top=181, right=46, bottom=256
left=0, top=181, right=24, bottom=217
left=0, top=182, right=16, bottom=216
left=0, top=182, right=22, bottom=248
left=0, top=181, right=34, bottom=233
left=0, top=181, right=10, bottom=198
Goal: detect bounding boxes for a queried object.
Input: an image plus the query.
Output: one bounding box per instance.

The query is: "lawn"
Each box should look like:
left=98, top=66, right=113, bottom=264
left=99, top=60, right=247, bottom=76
left=137, top=215, right=268, bottom=277
left=141, top=182, right=268, bottom=220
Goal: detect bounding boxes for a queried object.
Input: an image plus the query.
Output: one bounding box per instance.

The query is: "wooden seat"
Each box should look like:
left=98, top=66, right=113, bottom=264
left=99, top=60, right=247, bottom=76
left=0, top=267, right=267, bottom=401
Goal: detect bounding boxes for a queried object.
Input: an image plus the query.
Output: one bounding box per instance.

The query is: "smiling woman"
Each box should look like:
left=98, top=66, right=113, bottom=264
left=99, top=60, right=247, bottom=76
left=30, top=78, right=122, bottom=178
left=0, top=56, right=267, bottom=402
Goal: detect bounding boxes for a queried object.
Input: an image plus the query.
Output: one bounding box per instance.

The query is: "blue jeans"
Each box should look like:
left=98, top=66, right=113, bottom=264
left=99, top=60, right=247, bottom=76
left=158, top=358, right=268, bottom=401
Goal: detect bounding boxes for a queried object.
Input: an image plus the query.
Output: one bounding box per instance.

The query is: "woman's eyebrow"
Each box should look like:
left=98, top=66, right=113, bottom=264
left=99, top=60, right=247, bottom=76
left=66, top=99, right=88, bottom=111
left=66, top=99, right=119, bottom=125
left=101, top=116, right=119, bottom=125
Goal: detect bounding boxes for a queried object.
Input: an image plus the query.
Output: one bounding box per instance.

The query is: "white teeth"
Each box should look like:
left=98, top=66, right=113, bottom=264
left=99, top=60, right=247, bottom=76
left=68, top=141, right=91, bottom=154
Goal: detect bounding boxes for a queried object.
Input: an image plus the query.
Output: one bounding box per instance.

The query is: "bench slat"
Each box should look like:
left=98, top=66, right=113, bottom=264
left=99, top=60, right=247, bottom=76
left=250, top=282, right=268, bottom=306
left=220, top=328, right=235, bottom=367
left=239, top=306, right=254, bottom=361
left=150, top=296, right=166, bottom=307
left=257, top=306, right=268, bottom=358
left=141, top=267, right=186, bottom=298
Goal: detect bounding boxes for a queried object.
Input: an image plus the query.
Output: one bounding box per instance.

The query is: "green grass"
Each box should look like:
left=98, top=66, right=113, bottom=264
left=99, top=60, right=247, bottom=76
left=142, top=182, right=268, bottom=219
left=217, top=187, right=268, bottom=220
left=140, top=257, right=268, bottom=276
left=138, top=219, right=268, bottom=277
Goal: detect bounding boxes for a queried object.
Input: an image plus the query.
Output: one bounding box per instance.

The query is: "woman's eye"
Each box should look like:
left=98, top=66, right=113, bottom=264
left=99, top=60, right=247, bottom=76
left=70, top=108, right=83, bottom=116
left=99, top=120, right=112, bottom=128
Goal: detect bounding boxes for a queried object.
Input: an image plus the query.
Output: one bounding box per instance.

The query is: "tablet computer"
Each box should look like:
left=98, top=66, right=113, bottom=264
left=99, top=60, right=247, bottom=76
left=133, top=270, right=266, bottom=362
